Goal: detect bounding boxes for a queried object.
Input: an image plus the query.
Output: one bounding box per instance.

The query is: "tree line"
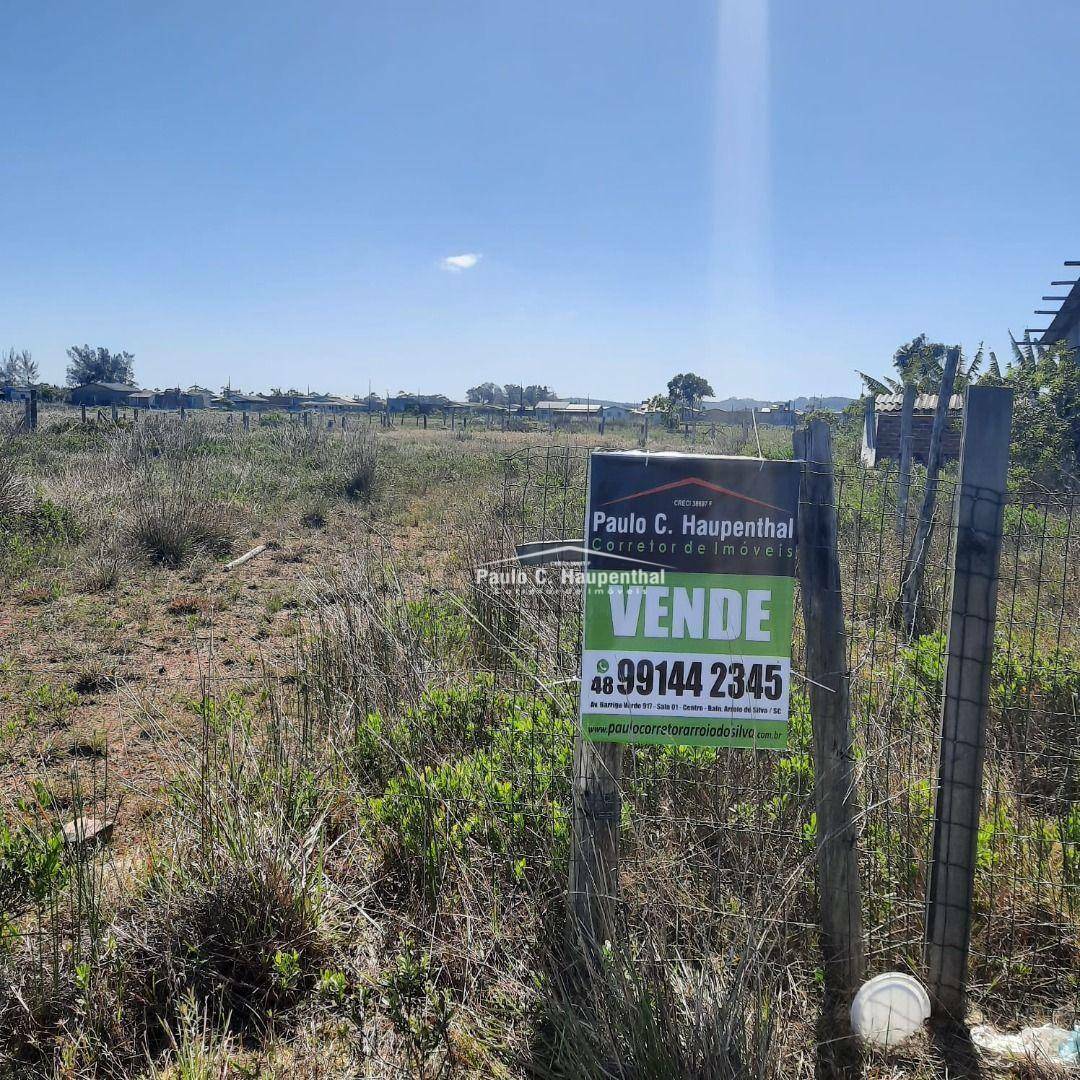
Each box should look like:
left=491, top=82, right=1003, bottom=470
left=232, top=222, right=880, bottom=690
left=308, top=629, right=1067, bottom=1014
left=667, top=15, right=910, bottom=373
left=465, top=383, right=554, bottom=409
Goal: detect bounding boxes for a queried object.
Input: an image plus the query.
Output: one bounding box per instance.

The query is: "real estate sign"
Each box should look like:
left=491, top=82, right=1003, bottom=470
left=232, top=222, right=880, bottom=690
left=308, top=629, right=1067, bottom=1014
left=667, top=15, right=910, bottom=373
left=579, top=451, right=801, bottom=749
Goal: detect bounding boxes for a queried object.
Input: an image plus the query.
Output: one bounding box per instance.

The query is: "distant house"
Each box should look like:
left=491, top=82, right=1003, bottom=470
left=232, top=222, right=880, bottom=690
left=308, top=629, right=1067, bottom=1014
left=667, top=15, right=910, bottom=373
left=306, top=394, right=365, bottom=413
left=698, top=400, right=799, bottom=427
left=69, top=382, right=138, bottom=407
left=755, top=403, right=799, bottom=428
left=535, top=400, right=628, bottom=424
left=127, top=389, right=156, bottom=409
left=1, top=385, right=32, bottom=403
left=226, top=393, right=272, bottom=412
left=862, top=392, right=964, bottom=467
left=387, top=393, right=453, bottom=414
left=261, top=393, right=310, bottom=411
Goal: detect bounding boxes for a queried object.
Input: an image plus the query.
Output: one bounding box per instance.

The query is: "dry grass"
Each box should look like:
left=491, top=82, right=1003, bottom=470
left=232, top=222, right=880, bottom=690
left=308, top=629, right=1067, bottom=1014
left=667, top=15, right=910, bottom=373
left=0, top=410, right=1074, bottom=1077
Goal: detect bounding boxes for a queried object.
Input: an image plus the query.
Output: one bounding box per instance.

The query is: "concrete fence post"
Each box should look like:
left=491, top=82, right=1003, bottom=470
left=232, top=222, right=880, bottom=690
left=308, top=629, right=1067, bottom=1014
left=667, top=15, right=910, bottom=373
left=924, top=386, right=1013, bottom=1019
left=794, top=420, right=866, bottom=1001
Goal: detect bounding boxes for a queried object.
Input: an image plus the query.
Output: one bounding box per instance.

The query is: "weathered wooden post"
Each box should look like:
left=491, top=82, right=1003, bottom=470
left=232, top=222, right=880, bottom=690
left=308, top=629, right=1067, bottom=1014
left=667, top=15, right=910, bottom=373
left=180, top=405, right=187, bottom=423
left=111, top=404, right=119, bottom=424
left=899, top=346, right=960, bottom=636
left=81, top=404, right=87, bottom=425
left=598, top=409, right=606, bottom=436
left=243, top=410, right=250, bottom=431
left=895, top=382, right=917, bottom=540
left=640, top=413, right=649, bottom=447
left=794, top=419, right=866, bottom=1001
left=924, top=386, right=1012, bottom=1019
left=568, top=733, right=623, bottom=956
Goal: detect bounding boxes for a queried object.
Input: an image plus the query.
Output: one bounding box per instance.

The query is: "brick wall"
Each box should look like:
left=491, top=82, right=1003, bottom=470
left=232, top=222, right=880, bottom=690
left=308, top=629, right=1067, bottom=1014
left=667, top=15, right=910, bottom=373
left=874, top=412, right=962, bottom=465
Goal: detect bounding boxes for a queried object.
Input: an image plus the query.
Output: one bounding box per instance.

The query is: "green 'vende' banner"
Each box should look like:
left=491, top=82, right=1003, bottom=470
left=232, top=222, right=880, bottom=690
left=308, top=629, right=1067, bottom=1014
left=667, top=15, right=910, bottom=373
left=579, top=451, right=801, bottom=750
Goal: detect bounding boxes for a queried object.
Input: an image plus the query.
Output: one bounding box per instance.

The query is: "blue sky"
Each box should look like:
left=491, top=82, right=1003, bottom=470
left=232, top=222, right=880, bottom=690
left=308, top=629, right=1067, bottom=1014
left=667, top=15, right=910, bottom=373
left=3, top=1, right=1078, bottom=400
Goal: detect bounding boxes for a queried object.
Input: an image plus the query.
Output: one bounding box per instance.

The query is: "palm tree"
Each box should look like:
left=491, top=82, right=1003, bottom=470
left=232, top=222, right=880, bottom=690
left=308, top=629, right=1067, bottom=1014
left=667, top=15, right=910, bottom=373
left=858, top=334, right=987, bottom=396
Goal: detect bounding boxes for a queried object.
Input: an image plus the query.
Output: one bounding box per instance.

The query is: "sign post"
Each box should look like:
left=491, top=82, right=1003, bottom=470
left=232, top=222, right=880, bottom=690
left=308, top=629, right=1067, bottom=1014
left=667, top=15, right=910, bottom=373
left=568, top=451, right=801, bottom=953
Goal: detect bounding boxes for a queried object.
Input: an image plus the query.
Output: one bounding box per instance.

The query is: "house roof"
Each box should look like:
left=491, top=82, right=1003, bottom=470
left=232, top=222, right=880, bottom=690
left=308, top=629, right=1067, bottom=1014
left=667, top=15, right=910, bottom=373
left=1037, top=272, right=1080, bottom=346
left=875, top=393, right=964, bottom=413
left=536, top=401, right=605, bottom=413
left=78, top=382, right=138, bottom=392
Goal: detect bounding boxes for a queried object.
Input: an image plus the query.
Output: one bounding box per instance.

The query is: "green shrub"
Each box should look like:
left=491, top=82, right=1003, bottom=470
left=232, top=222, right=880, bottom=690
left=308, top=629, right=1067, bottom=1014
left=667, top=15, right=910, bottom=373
left=364, top=688, right=571, bottom=903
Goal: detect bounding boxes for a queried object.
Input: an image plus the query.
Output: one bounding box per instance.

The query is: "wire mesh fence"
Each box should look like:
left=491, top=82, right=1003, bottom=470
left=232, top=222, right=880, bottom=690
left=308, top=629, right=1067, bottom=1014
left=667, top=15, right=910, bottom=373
left=494, top=442, right=1079, bottom=1020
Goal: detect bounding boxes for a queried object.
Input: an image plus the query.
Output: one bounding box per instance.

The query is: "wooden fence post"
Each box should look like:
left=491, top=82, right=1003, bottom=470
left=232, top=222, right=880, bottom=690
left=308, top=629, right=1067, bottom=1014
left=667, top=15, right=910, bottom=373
left=899, top=346, right=961, bottom=636
left=568, top=735, right=623, bottom=957
left=924, top=386, right=1013, bottom=1019
left=895, top=382, right=917, bottom=540
left=795, top=419, right=866, bottom=1000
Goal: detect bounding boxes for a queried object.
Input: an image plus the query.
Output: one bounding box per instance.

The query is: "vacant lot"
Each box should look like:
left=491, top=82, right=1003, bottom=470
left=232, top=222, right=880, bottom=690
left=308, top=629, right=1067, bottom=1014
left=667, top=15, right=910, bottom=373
left=0, top=409, right=1075, bottom=1078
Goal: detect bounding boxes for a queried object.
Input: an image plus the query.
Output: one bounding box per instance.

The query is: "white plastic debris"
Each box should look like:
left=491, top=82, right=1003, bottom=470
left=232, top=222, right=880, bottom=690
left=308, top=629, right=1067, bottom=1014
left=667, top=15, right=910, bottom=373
left=971, top=1023, right=1080, bottom=1071
left=850, top=972, right=931, bottom=1047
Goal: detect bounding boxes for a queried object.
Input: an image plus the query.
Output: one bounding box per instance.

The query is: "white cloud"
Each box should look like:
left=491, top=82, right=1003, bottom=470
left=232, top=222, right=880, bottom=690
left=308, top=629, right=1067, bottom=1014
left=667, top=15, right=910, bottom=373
left=441, top=252, right=481, bottom=272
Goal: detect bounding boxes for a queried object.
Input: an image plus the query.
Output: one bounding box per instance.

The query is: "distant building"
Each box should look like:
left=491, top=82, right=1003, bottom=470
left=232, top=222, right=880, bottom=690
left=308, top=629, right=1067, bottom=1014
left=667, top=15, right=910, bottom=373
left=695, top=401, right=799, bottom=425
left=1, top=385, right=32, bottom=403
left=128, top=390, right=156, bottom=409
left=387, top=393, right=453, bottom=414
left=696, top=401, right=799, bottom=427
left=306, top=394, right=366, bottom=412
left=225, top=393, right=271, bottom=412
left=754, top=403, right=799, bottom=427
left=260, top=393, right=309, bottom=411
left=69, top=382, right=138, bottom=407
left=154, top=386, right=211, bottom=410
left=535, top=400, right=628, bottom=423
left=862, top=392, right=964, bottom=467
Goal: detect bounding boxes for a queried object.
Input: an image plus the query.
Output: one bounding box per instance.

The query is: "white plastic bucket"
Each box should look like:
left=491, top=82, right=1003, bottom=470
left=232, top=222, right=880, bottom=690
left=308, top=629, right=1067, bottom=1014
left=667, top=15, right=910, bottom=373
left=850, top=972, right=932, bottom=1048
